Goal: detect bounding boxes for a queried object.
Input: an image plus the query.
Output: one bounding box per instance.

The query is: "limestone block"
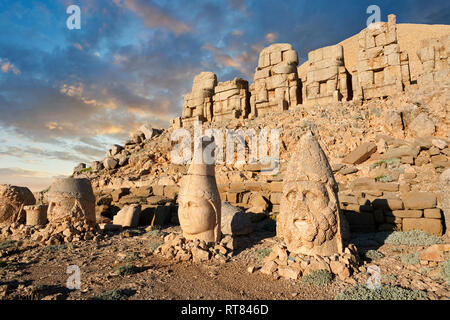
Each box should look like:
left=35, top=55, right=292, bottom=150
left=402, top=218, right=443, bottom=236
left=403, top=192, right=437, bottom=210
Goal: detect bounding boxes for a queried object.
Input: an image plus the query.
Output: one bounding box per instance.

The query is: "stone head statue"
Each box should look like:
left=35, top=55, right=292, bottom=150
left=178, top=137, right=221, bottom=243
left=47, top=177, right=96, bottom=225
left=278, top=131, right=343, bottom=256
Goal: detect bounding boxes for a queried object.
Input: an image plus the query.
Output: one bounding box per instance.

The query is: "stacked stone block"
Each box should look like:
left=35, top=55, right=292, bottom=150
left=181, top=72, right=217, bottom=126
left=212, top=78, right=250, bottom=121
left=249, top=43, right=300, bottom=118
left=302, top=44, right=350, bottom=104
left=352, top=14, right=411, bottom=100
left=417, top=34, right=450, bottom=87
left=339, top=179, right=444, bottom=236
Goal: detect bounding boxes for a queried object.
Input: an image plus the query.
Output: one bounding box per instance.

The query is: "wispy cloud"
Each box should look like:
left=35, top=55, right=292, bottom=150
left=0, top=57, right=20, bottom=75
left=121, top=0, right=190, bottom=34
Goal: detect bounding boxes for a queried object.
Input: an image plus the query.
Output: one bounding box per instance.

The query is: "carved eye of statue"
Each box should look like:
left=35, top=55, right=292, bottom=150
left=187, top=201, right=198, bottom=208
left=286, top=190, right=297, bottom=203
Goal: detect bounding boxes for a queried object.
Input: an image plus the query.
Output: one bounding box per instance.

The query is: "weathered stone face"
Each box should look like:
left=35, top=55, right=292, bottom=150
left=278, top=132, right=343, bottom=256
left=0, top=184, right=36, bottom=225
left=178, top=139, right=221, bottom=243
left=47, top=178, right=96, bottom=225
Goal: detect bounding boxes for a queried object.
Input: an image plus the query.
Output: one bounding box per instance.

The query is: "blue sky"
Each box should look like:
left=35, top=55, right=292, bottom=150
left=0, top=0, right=449, bottom=191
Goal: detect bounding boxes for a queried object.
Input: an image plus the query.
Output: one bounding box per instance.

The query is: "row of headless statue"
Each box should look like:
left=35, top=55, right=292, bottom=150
left=178, top=131, right=344, bottom=256
left=175, top=15, right=441, bottom=128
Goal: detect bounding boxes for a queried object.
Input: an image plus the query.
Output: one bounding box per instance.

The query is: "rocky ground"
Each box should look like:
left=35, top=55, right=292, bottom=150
left=0, top=223, right=448, bottom=300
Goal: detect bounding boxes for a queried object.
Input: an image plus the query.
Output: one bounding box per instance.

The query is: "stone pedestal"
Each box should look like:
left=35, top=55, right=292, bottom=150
left=25, top=204, right=48, bottom=226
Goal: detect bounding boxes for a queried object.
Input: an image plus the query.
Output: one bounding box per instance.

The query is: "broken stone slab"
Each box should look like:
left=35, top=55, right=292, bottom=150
left=138, top=124, right=162, bottom=140
left=103, top=157, right=118, bottom=170
left=221, top=202, right=252, bottom=236
left=372, top=198, right=404, bottom=211
left=342, top=142, right=377, bottom=165
left=112, top=204, right=141, bottom=228
left=191, top=247, right=210, bottom=262
left=409, top=113, right=436, bottom=137
left=423, top=208, right=442, bottom=219
left=111, top=144, right=123, bottom=156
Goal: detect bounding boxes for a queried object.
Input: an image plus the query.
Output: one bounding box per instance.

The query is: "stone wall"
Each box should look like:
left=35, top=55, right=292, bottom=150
left=212, top=78, right=250, bottom=121
left=417, top=34, right=450, bottom=87
left=181, top=72, right=217, bottom=126
left=249, top=43, right=300, bottom=118
left=339, top=185, right=443, bottom=236
left=302, top=44, right=350, bottom=104
left=352, top=14, right=411, bottom=100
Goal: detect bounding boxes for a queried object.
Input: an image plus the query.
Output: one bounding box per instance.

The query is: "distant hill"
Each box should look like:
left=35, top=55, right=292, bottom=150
left=298, top=24, right=450, bottom=82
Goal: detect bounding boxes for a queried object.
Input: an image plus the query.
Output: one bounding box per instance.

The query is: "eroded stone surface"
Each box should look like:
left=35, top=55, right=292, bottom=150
left=181, top=72, right=217, bottom=126
left=47, top=178, right=96, bottom=225
left=302, top=44, right=350, bottom=104
left=352, top=14, right=410, bottom=100
left=250, top=43, right=299, bottom=118
left=278, top=132, right=343, bottom=256
left=0, top=185, right=35, bottom=225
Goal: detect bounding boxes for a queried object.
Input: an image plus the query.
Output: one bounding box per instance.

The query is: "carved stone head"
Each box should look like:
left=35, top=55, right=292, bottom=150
left=47, top=178, right=96, bottom=225
left=178, top=137, right=221, bottom=243
left=278, top=132, right=343, bottom=256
